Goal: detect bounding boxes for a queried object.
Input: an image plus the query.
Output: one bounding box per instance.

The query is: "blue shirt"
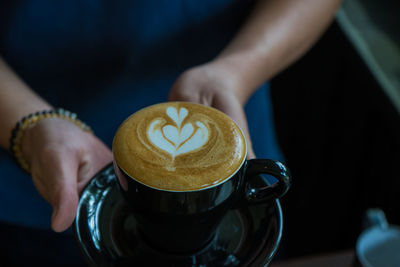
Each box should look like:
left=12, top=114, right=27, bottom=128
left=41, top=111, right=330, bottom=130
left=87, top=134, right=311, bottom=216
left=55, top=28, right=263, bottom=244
left=0, top=0, right=283, bottom=229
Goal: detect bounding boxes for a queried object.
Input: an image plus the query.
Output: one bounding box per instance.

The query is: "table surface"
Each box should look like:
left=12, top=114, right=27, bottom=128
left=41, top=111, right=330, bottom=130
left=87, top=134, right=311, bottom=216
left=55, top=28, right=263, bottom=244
left=270, top=250, right=355, bottom=267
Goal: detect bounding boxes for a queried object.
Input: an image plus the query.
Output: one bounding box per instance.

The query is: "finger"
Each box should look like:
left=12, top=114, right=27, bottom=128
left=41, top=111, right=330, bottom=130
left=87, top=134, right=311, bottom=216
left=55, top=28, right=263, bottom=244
left=31, top=155, right=79, bottom=232
left=168, top=88, right=199, bottom=103
left=49, top=155, right=80, bottom=232
left=51, top=181, right=79, bottom=232
left=246, top=144, right=256, bottom=159
left=76, top=140, right=113, bottom=193
left=212, top=97, right=256, bottom=159
left=31, top=147, right=80, bottom=232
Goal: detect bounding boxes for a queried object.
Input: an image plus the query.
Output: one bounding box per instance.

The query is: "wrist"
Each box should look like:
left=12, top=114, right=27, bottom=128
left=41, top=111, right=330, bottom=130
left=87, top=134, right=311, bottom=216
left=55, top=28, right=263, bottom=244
left=20, top=124, right=34, bottom=170
left=10, top=109, right=93, bottom=174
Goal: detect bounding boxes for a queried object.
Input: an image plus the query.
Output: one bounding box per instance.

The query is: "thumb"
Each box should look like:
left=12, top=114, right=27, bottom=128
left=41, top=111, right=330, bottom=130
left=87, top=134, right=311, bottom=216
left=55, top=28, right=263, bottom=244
left=246, top=144, right=256, bottom=159
left=46, top=156, right=80, bottom=232
left=51, top=182, right=79, bottom=232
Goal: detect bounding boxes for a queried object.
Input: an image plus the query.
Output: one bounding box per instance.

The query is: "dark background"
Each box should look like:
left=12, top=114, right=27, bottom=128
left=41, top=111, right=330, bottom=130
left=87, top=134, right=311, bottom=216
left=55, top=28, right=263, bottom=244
left=271, top=21, right=400, bottom=258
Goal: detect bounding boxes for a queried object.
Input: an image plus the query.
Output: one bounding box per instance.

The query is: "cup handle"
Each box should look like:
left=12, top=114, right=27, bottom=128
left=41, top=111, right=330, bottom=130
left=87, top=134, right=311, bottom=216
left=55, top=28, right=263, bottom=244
left=244, top=159, right=291, bottom=204
left=364, top=208, right=389, bottom=230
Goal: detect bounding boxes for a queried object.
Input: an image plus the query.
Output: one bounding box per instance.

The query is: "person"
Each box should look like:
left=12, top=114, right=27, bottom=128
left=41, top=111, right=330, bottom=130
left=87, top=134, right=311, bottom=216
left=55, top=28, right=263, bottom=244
left=0, top=0, right=342, bottom=265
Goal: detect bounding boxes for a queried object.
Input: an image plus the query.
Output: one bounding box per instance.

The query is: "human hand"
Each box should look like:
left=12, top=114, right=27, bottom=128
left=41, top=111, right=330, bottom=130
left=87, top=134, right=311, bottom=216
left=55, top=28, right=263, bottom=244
left=21, top=118, right=112, bottom=232
left=168, top=62, right=255, bottom=159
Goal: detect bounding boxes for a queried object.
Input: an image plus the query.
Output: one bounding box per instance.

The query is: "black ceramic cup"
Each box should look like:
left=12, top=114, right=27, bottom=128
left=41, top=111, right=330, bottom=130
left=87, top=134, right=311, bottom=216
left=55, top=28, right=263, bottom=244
left=113, top=158, right=290, bottom=254
left=112, top=102, right=291, bottom=254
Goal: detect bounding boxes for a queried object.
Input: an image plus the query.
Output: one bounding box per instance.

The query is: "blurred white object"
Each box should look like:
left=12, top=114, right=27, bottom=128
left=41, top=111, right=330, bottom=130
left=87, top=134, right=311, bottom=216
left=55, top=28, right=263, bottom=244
left=356, top=208, right=400, bottom=267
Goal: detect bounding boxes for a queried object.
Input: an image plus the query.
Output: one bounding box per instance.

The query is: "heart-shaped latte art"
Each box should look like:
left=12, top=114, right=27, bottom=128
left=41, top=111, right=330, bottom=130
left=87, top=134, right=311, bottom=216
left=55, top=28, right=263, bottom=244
left=148, top=107, right=209, bottom=158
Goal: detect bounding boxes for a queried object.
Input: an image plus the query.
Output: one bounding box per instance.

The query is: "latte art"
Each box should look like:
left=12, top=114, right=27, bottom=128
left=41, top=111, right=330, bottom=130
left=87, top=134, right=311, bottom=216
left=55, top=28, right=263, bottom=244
left=148, top=107, right=209, bottom=158
left=113, top=102, right=246, bottom=191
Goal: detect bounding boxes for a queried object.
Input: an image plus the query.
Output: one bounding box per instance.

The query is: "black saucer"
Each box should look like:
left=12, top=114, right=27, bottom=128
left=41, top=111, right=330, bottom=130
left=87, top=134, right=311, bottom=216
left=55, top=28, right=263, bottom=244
left=74, top=163, right=283, bottom=267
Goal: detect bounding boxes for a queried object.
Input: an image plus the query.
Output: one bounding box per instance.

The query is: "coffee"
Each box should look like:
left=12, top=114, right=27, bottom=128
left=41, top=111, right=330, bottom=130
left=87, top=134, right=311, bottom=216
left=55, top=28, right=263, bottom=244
left=113, top=102, right=246, bottom=191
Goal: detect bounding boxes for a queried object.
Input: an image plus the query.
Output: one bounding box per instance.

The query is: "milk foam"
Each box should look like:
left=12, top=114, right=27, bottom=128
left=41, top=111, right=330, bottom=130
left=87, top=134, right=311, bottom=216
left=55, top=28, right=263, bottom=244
left=147, top=107, right=209, bottom=158
left=113, top=102, right=246, bottom=191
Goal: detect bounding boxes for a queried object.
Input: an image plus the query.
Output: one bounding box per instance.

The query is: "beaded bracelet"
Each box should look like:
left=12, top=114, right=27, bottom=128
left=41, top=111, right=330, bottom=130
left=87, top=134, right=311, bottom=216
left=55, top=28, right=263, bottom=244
left=9, top=108, right=93, bottom=174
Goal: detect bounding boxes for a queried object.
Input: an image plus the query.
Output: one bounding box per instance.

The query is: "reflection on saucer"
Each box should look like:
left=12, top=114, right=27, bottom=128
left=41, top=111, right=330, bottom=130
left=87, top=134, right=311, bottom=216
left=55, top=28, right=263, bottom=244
left=74, top=163, right=283, bottom=267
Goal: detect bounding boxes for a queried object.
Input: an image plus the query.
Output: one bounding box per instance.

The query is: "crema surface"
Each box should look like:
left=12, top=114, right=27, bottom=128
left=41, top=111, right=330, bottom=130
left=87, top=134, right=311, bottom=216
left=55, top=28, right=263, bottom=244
left=113, top=102, right=246, bottom=191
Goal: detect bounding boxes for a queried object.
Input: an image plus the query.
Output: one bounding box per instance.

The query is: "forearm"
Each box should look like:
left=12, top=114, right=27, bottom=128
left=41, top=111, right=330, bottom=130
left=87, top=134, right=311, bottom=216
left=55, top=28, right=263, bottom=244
left=0, top=56, right=52, bottom=150
left=213, top=0, right=342, bottom=103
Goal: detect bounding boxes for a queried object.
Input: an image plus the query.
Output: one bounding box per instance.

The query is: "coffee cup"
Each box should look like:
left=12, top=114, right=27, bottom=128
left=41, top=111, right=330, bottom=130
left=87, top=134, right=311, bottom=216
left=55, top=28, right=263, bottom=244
left=355, top=209, right=400, bottom=267
left=112, top=102, right=291, bottom=253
